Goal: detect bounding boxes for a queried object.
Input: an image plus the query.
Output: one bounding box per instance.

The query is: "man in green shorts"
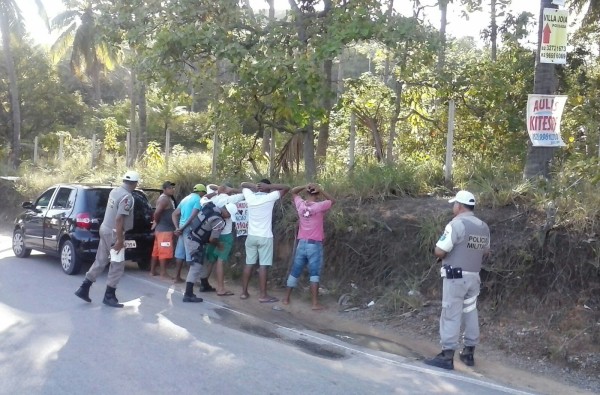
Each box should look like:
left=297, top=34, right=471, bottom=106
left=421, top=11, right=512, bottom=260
left=203, top=185, right=244, bottom=295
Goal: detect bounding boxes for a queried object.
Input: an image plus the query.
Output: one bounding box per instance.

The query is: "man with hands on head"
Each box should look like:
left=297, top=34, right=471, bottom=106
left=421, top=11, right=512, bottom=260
left=240, top=179, right=290, bottom=303
left=283, top=183, right=334, bottom=310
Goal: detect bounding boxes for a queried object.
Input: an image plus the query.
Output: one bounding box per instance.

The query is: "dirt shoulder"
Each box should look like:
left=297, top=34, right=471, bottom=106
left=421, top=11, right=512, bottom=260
left=179, top=275, right=600, bottom=395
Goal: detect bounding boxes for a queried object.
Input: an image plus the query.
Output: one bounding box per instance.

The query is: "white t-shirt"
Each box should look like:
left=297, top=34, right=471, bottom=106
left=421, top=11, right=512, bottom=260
left=242, top=188, right=281, bottom=238
left=208, top=193, right=245, bottom=235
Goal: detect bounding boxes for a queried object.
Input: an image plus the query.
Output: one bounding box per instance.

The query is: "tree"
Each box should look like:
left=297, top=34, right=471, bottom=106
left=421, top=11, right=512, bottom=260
left=0, top=0, right=47, bottom=168
left=523, top=0, right=559, bottom=179
left=51, top=1, right=118, bottom=105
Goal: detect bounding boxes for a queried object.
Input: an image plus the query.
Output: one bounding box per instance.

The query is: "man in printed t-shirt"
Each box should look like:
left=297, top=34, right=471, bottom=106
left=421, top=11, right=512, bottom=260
left=283, top=183, right=334, bottom=310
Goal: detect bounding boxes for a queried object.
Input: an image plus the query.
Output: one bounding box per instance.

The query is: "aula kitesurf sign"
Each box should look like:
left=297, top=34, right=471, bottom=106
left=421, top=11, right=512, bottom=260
left=526, top=95, right=567, bottom=147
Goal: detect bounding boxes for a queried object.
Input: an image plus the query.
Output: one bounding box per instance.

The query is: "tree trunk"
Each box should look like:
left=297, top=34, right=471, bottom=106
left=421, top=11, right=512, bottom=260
left=490, top=0, right=498, bottom=62
left=316, top=0, right=334, bottom=171
left=316, top=58, right=333, bottom=169
left=348, top=113, right=356, bottom=172
left=523, top=0, right=558, bottom=180
left=128, top=69, right=137, bottom=166
left=92, top=58, right=102, bottom=105
left=267, top=0, right=275, bottom=19
left=336, top=55, right=344, bottom=100
left=303, top=125, right=317, bottom=179
left=1, top=11, right=21, bottom=168
left=383, top=0, right=395, bottom=82
left=437, top=0, right=449, bottom=75
left=262, top=0, right=276, bottom=156
left=138, top=82, right=147, bottom=154
left=386, top=80, right=404, bottom=163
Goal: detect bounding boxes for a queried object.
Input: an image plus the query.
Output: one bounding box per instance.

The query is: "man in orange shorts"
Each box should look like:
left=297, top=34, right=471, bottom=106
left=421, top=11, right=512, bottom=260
left=150, top=181, right=177, bottom=278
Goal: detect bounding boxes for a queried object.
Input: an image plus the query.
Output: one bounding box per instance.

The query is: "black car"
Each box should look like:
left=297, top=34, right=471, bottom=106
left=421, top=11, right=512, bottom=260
left=12, top=184, right=156, bottom=275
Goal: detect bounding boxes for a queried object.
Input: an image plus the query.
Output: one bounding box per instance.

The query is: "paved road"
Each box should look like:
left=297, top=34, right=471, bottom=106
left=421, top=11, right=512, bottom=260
left=0, top=236, right=536, bottom=395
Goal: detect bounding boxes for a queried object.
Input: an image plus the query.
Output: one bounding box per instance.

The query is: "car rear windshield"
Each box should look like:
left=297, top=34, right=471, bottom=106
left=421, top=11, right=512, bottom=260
left=86, top=189, right=111, bottom=219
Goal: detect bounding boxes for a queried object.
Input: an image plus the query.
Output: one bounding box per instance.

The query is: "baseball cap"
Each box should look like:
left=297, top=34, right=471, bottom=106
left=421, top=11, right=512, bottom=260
left=448, top=190, right=476, bottom=206
left=193, top=184, right=206, bottom=193
left=162, top=181, right=175, bottom=189
left=206, top=185, right=217, bottom=194
left=223, top=203, right=238, bottom=221
left=122, top=170, right=140, bottom=182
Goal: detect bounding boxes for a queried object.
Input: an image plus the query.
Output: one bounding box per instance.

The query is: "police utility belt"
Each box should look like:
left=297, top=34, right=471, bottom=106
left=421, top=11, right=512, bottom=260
left=440, top=265, right=462, bottom=279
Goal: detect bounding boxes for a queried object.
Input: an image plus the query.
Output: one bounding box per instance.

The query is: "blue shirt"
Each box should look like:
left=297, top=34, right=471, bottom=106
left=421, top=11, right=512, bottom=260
left=178, top=193, right=201, bottom=227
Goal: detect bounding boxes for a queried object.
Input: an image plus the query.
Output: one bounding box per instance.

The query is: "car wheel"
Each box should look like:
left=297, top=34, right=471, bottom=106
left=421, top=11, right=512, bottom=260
left=12, top=229, right=32, bottom=258
left=60, top=240, right=81, bottom=275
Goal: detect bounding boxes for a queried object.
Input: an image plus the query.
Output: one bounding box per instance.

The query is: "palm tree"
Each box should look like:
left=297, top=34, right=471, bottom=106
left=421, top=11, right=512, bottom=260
left=523, top=0, right=560, bottom=179
left=51, top=1, right=117, bottom=105
left=0, top=0, right=47, bottom=168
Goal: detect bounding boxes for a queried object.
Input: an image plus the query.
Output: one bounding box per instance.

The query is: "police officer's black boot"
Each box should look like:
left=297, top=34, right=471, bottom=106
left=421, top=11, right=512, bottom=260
left=75, top=278, right=93, bottom=302
left=103, top=286, right=124, bottom=308
left=183, top=282, right=203, bottom=303
left=459, top=346, right=475, bottom=366
left=424, top=349, right=455, bottom=370
left=199, top=277, right=216, bottom=292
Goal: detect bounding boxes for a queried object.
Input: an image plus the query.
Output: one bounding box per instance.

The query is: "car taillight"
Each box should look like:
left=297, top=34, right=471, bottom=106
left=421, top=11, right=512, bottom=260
left=75, top=213, right=91, bottom=230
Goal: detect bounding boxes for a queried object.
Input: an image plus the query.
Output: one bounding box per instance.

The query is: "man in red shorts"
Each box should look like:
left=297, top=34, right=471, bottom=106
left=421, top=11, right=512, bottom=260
left=150, top=181, right=177, bottom=279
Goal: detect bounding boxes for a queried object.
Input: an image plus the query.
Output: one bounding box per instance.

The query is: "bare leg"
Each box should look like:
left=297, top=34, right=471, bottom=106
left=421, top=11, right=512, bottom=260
left=215, top=259, right=231, bottom=295
left=159, top=259, right=172, bottom=279
left=257, top=266, right=277, bottom=302
left=310, top=283, right=324, bottom=310
left=282, top=287, right=293, bottom=305
left=174, top=259, right=185, bottom=283
left=150, top=257, right=158, bottom=276
left=240, top=264, right=253, bottom=299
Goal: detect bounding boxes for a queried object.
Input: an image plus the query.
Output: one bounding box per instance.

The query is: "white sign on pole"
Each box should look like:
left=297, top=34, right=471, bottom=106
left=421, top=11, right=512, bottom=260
left=526, top=95, right=567, bottom=147
left=235, top=201, right=248, bottom=236
left=540, top=8, right=568, bottom=64
left=551, top=0, right=565, bottom=6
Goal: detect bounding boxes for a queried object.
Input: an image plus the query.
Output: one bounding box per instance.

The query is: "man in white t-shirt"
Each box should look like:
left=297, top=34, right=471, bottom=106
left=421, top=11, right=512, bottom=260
left=240, top=179, right=289, bottom=303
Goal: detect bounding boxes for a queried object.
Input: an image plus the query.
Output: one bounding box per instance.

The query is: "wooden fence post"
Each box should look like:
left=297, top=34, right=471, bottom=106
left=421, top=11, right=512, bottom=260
left=445, top=100, right=456, bottom=184
left=126, top=132, right=131, bottom=167
left=59, top=135, right=64, bottom=163
left=211, top=127, right=218, bottom=178
left=165, top=129, right=171, bottom=170
left=34, top=136, right=38, bottom=164
left=91, top=134, right=96, bottom=168
left=348, top=112, right=356, bottom=172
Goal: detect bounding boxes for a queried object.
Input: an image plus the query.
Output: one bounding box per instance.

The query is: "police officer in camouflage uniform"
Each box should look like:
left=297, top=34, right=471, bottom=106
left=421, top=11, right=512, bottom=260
left=425, top=190, right=490, bottom=370
left=75, top=171, right=139, bottom=308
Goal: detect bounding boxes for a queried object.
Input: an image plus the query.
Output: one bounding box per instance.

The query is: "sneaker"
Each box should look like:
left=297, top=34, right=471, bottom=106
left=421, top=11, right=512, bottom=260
left=183, top=294, right=203, bottom=303
left=424, top=350, right=454, bottom=370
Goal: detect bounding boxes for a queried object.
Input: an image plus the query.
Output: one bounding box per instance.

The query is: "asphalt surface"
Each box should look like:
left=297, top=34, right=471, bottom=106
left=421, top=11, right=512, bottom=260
left=0, top=235, right=538, bottom=395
